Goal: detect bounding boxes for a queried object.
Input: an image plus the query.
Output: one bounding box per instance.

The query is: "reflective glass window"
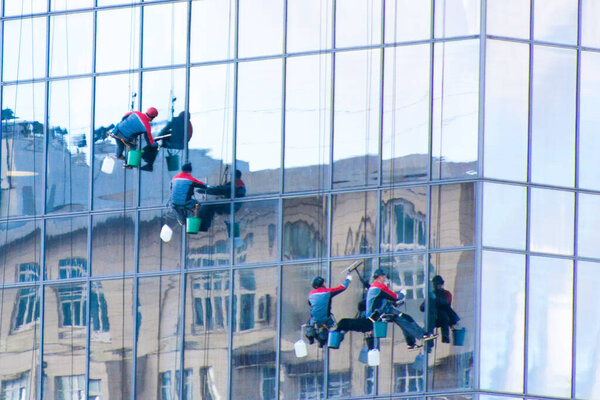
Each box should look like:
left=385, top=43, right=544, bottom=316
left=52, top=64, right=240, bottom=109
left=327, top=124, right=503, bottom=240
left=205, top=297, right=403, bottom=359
left=45, top=216, right=88, bottom=280
left=527, top=256, right=572, bottom=397
left=331, top=191, right=376, bottom=257
left=335, top=0, right=381, bottom=48
left=139, top=209, right=182, bottom=273
left=43, top=283, right=88, bottom=399
left=384, top=0, right=430, bottom=43
left=381, top=187, right=427, bottom=253
left=4, top=0, right=46, bottom=16
left=231, top=267, right=278, bottom=400
left=91, top=212, right=135, bottom=276
left=575, top=261, right=600, bottom=399
left=582, top=0, right=600, bottom=48
left=577, top=193, right=600, bottom=259
left=333, top=50, right=380, bottom=188
left=143, top=3, right=188, bottom=68
left=287, top=0, right=332, bottom=53
left=579, top=51, right=600, bottom=190
left=93, top=73, right=138, bottom=211
left=1, top=83, right=45, bottom=217
left=185, top=271, right=230, bottom=399
left=236, top=59, right=282, bottom=195
left=188, top=64, right=234, bottom=190
left=2, top=17, right=46, bottom=82
left=50, top=0, right=93, bottom=11
left=487, top=0, right=530, bottom=39
left=88, top=279, right=133, bottom=399
left=531, top=46, right=576, bottom=187
left=283, top=196, right=327, bottom=261
left=96, top=7, right=140, bottom=73
left=533, top=0, right=577, bottom=45
left=432, top=40, right=479, bottom=180
left=430, top=183, right=475, bottom=249
left=530, top=188, right=574, bottom=256
left=186, top=203, right=230, bottom=268
left=284, top=54, right=331, bottom=193
left=0, top=220, right=41, bottom=284
left=49, top=12, right=93, bottom=77
left=136, top=275, right=181, bottom=398
left=140, top=68, right=186, bottom=207
left=480, top=251, right=525, bottom=392
left=191, top=0, right=235, bottom=62
left=482, top=183, right=526, bottom=250
left=47, top=78, right=92, bottom=213
left=484, top=40, right=529, bottom=181
left=238, top=0, right=283, bottom=58
left=434, top=0, right=480, bottom=38
left=382, top=44, right=429, bottom=184
left=0, top=286, right=40, bottom=399
left=234, top=199, right=279, bottom=264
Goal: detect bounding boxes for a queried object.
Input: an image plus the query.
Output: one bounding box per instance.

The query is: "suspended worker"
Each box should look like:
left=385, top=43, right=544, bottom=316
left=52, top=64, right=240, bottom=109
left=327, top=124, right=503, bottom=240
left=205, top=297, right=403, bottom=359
left=110, top=107, right=158, bottom=163
left=366, top=268, right=433, bottom=349
left=141, top=111, right=193, bottom=172
left=420, top=275, right=460, bottom=343
left=169, top=163, right=207, bottom=226
left=197, top=169, right=246, bottom=232
left=305, top=274, right=352, bottom=348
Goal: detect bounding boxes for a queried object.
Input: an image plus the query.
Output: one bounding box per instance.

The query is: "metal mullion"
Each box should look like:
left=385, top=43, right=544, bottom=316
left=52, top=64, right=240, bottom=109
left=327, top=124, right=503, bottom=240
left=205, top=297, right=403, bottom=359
left=84, top=212, right=93, bottom=398
left=377, top=0, right=384, bottom=189
left=88, top=2, right=97, bottom=213
left=37, top=220, right=47, bottom=400
left=135, top=4, right=143, bottom=211
left=130, top=275, right=139, bottom=400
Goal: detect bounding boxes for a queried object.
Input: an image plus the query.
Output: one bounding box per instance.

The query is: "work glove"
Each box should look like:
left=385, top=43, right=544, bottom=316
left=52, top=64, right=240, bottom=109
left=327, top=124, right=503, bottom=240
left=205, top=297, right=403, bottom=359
left=346, top=274, right=353, bottom=281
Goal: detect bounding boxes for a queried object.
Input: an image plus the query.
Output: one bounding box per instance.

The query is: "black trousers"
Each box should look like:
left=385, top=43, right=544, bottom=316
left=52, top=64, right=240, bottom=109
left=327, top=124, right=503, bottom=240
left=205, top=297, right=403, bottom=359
left=336, top=317, right=373, bottom=333
left=434, top=298, right=460, bottom=342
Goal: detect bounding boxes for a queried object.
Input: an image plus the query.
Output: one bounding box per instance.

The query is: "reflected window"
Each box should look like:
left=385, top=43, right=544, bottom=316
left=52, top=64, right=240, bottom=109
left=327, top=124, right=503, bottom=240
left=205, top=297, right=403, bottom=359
left=261, top=367, right=276, bottom=400
left=12, top=279, right=39, bottom=331
left=192, top=276, right=227, bottom=332
left=175, top=369, right=193, bottom=400
left=394, top=363, right=424, bottom=393
left=327, top=371, right=351, bottom=398
left=160, top=371, right=173, bottom=400
left=0, top=371, right=30, bottom=400
left=90, top=282, right=110, bottom=333
left=55, top=375, right=101, bottom=400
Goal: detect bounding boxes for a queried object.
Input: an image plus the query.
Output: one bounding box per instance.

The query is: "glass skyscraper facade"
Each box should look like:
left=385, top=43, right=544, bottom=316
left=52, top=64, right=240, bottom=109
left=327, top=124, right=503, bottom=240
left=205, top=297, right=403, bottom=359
left=0, top=1, right=598, bottom=399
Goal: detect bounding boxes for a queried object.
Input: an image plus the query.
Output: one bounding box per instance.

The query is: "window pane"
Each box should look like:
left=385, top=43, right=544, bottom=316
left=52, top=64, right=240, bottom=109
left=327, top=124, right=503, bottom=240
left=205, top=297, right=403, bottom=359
left=480, top=251, right=524, bottom=392
left=1, top=83, right=45, bottom=217
left=335, top=0, right=381, bottom=48
left=533, top=0, right=577, bottom=45
left=96, top=8, right=140, bottom=73
left=487, top=0, right=530, bottom=39
left=93, top=73, right=138, bottom=210
left=432, top=40, right=479, bottom=180
left=531, top=46, right=576, bottom=187
left=385, top=0, right=430, bottom=43
left=482, top=183, right=526, bottom=250
left=2, top=17, right=46, bottom=81
left=382, top=44, right=429, bottom=184
left=579, top=51, right=600, bottom=190
left=527, top=256, right=572, bottom=397
left=231, top=267, right=277, bottom=400
left=91, top=212, right=135, bottom=276
left=333, top=50, right=380, bottom=188
left=530, top=188, right=574, bottom=256
left=139, top=209, right=182, bottom=273
left=430, top=183, right=475, bottom=249
left=47, top=78, right=92, bottom=213
left=191, top=0, right=235, bottom=62
left=284, top=54, right=331, bottom=193
left=283, top=196, right=327, bottom=261
left=186, top=204, right=231, bottom=268
left=484, top=40, right=529, bottom=181
left=49, top=12, right=93, bottom=77
left=238, top=0, right=283, bottom=58
left=582, top=0, right=600, bottom=48
left=4, top=0, right=46, bottom=16
left=577, top=193, right=600, bottom=259
left=236, top=59, right=282, bottom=195
left=45, top=216, right=88, bottom=280
left=287, top=0, right=332, bottom=53
left=234, top=199, right=279, bottom=264
left=136, top=275, right=181, bottom=398
left=434, top=0, right=480, bottom=38
left=576, top=261, right=600, bottom=399
left=0, top=220, right=41, bottom=284
left=331, top=191, right=376, bottom=257
left=381, top=187, right=427, bottom=252
left=50, top=0, right=93, bottom=11
left=143, top=3, right=188, bottom=68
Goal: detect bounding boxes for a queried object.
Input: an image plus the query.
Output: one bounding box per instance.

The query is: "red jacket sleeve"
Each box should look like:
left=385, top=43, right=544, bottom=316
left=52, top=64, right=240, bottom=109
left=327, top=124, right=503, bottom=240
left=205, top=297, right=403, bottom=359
left=133, top=111, right=154, bottom=145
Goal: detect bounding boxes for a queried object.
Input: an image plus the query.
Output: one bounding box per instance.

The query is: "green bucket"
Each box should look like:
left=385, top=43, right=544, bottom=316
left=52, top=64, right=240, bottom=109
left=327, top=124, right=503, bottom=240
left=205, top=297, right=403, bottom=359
left=166, top=154, right=180, bottom=171
left=126, top=150, right=142, bottom=167
left=452, top=327, right=466, bottom=346
left=186, top=217, right=202, bottom=234
left=373, top=321, right=388, bottom=338
left=327, top=331, right=343, bottom=349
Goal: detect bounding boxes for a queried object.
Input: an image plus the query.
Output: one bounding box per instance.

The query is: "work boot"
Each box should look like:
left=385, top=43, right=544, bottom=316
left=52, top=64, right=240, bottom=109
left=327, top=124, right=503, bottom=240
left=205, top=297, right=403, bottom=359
left=115, top=155, right=126, bottom=161
left=140, top=164, right=153, bottom=172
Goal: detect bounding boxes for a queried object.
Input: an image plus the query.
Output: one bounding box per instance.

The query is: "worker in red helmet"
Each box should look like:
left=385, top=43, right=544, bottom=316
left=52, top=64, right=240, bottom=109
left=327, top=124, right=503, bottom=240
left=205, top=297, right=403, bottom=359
left=110, top=107, right=158, bottom=164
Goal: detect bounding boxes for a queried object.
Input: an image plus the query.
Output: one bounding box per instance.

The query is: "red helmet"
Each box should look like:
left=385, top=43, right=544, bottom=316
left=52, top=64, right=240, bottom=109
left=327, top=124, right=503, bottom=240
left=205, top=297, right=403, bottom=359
left=146, top=107, right=158, bottom=119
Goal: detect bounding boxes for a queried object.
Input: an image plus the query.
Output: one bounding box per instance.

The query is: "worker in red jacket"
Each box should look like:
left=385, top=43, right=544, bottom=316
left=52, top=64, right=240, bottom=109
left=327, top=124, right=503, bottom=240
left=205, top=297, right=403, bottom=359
left=169, top=163, right=207, bottom=225
left=111, top=107, right=158, bottom=161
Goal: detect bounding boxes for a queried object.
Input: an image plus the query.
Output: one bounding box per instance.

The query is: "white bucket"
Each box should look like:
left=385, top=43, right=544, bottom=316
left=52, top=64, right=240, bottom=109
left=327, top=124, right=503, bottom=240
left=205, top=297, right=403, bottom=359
left=367, top=349, right=380, bottom=366
left=101, top=156, right=115, bottom=174
left=160, top=224, right=173, bottom=242
left=294, top=339, right=308, bottom=358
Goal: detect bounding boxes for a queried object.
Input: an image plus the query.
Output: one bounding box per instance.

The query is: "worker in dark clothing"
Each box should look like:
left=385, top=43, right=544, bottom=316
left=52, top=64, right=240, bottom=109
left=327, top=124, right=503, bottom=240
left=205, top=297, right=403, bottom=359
left=198, top=169, right=246, bottom=232
left=110, top=107, right=158, bottom=162
left=140, top=111, right=193, bottom=171
left=420, top=275, right=460, bottom=343
left=305, top=275, right=352, bottom=347
left=366, top=269, right=431, bottom=349
left=169, top=163, right=207, bottom=226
